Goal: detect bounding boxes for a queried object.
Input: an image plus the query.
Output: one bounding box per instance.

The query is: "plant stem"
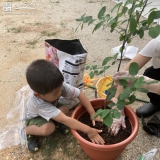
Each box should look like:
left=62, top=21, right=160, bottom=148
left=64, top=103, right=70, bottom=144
left=137, top=0, right=149, bottom=23
left=117, top=0, right=137, bottom=72
left=117, top=40, right=127, bottom=72
left=104, top=81, right=114, bottom=109
left=117, top=0, right=149, bottom=72
left=84, top=84, right=96, bottom=89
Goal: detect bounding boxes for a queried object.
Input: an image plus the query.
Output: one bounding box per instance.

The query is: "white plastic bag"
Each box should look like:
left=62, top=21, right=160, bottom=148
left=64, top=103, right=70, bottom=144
left=139, top=148, right=157, bottom=160
left=0, top=85, right=32, bottom=150
left=45, top=39, right=87, bottom=108
left=111, top=43, right=138, bottom=60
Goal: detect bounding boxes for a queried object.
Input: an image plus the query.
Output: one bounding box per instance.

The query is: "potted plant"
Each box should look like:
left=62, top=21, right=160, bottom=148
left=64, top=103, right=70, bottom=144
left=71, top=0, right=160, bottom=160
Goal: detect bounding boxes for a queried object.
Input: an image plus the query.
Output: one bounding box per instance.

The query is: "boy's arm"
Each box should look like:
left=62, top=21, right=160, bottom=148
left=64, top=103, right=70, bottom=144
left=52, top=112, right=105, bottom=145
left=78, top=91, right=102, bottom=125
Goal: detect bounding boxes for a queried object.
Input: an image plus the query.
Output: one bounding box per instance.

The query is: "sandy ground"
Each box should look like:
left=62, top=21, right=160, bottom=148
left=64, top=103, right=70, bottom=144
left=0, top=0, right=160, bottom=159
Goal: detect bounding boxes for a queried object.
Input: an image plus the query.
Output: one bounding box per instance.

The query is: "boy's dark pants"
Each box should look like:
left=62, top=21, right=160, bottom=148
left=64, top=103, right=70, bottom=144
left=143, top=66, right=160, bottom=106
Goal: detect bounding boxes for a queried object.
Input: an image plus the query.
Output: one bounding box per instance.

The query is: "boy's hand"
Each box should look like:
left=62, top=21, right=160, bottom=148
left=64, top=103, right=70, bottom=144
left=87, top=128, right=105, bottom=145
left=78, top=91, right=103, bottom=126
left=90, top=113, right=103, bottom=126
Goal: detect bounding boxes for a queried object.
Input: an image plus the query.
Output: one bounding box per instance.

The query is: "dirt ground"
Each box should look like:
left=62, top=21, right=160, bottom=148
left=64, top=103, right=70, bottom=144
left=0, top=0, right=160, bottom=159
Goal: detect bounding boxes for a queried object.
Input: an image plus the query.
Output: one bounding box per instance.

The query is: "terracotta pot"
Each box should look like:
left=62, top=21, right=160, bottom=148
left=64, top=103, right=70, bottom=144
left=71, top=98, right=139, bottom=160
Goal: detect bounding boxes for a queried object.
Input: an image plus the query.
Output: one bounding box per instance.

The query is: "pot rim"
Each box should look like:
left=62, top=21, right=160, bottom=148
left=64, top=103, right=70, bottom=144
left=71, top=98, right=139, bottom=150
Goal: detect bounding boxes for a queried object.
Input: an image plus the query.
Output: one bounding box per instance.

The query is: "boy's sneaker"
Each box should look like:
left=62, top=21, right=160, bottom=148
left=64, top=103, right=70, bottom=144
left=54, top=121, right=70, bottom=135
left=27, top=135, right=39, bottom=152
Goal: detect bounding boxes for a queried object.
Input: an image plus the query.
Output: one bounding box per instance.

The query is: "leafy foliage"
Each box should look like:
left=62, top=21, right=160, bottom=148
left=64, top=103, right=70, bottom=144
left=129, top=62, right=139, bottom=75
left=85, top=53, right=118, bottom=78
left=77, top=0, right=160, bottom=127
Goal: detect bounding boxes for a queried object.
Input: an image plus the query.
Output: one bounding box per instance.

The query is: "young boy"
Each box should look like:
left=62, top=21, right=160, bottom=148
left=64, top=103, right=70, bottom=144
left=25, top=59, right=104, bottom=152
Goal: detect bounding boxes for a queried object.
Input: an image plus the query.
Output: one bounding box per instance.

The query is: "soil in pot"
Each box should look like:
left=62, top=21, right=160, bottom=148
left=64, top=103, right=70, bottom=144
left=78, top=110, right=132, bottom=145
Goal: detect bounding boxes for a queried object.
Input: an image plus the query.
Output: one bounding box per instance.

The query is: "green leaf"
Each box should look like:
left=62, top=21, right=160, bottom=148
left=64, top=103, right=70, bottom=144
left=104, top=114, right=113, bottom=127
left=154, top=11, right=160, bottom=19
left=129, top=62, right=139, bottom=75
left=104, top=66, right=110, bottom=70
left=128, top=7, right=133, bottom=15
left=121, top=19, right=128, bottom=25
left=108, top=17, right=117, bottom=26
left=145, top=80, right=159, bottom=85
left=75, top=23, right=81, bottom=32
left=131, top=87, right=136, bottom=91
left=112, top=61, right=116, bottom=65
left=113, top=110, right=120, bottom=119
left=136, top=88, right=149, bottom=93
left=81, top=23, right=83, bottom=30
left=107, top=87, right=117, bottom=101
left=89, top=71, right=94, bottom=78
left=81, top=13, right=86, bottom=18
left=110, top=22, right=118, bottom=32
left=98, top=6, right=106, bottom=19
left=132, top=4, right=139, bottom=13
left=148, top=11, right=155, bottom=25
left=129, top=17, right=137, bottom=33
left=124, top=0, right=133, bottom=7
left=138, top=0, right=143, bottom=7
left=119, top=88, right=132, bottom=100
left=119, top=46, right=123, bottom=52
left=94, top=70, right=98, bottom=75
left=148, top=26, right=160, bottom=38
left=105, top=14, right=110, bottom=19
left=132, top=76, right=144, bottom=88
left=119, top=34, right=125, bottom=41
left=75, top=14, right=85, bottom=21
left=119, top=79, right=128, bottom=86
left=102, top=57, right=113, bottom=66
left=85, top=65, right=90, bottom=70
left=92, top=109, right=104, bottom=119
left=141, top=20, right=148, bottom=26
left=83, top=16, right=93, bottom=23
left=137, top=29, right=144, bottom=39
left=122, top=6, right=128, bottom=14
left=132, top=29, right=137, bottom=36
left=117, top=12, right=123, bottom=18
left=111, top=2, right=123, bottom=13
left=127, top=38, right=131, bottom=43
left=117, top=99, right=125, bottom=110
left=113, top=53, right=119, bottom=59
left=101, top=109, right=110, bottom=119
left=128, top=94, right=136, bottom=104
left=93, top=21, right=105, bottom=33
left=88, top=19, right=95, bottom=25
left=108, top=102, right=115, bottom=108
left=92, top=65, right=97, bottom=70
left=136, top=10, right=139, bottom=19
left=75, top=18, right=82, bottom=22
left=99, top=70, right=104, bottom=75
left=125, top=95, right=136, bottom=105
left=142, top=26, right=149, bottom=31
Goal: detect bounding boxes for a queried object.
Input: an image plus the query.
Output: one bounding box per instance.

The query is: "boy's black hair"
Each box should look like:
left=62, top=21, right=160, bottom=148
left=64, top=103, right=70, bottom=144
left=26, top=59, right=64, bottom=94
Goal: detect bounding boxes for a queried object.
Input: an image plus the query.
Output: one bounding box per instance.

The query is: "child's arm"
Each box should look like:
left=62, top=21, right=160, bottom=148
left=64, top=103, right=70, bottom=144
left=53, top=112, right=105, bottom=145
left=78, top=91, right=102, bottom=126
